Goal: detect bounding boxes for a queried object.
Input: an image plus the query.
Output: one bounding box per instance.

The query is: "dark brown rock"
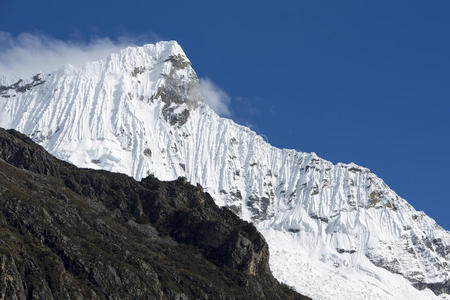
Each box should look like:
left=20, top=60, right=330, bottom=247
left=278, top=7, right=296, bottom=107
left=0, top=128, right=310, bottom=300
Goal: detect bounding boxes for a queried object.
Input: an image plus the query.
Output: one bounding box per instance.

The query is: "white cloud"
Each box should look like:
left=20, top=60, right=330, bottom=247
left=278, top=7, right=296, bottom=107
left=199, top=77, right=231, bottom=117
left=0, top=32, right=155, bottom=78
left=0, top=32, right=234, bottom=117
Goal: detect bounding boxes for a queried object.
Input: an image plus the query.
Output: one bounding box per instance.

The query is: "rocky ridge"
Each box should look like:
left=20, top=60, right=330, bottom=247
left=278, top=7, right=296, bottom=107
left=0, top=41, right=449, bottom=299
left=0, top=128, right=308, bottom=300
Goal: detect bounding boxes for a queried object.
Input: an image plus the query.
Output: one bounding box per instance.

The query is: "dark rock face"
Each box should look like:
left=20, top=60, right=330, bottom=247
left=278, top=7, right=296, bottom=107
left=367, top=245, right=449, bottom=296
left=247, top=195, right=271, bottom=221
left=0, top=128, right=309, bottom=300
left=0, top=74, right=46, bottom=98
left=413, top=280, right=450, bottom=297
left=336, top=248, right=356, bottom=254
left=309, top=213, right=329, bottom=223
left=156, top=55, right=200, bottom=126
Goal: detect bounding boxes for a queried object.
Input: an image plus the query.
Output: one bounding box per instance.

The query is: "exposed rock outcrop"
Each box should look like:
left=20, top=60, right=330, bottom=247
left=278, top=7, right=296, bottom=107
left=0, top=128, right=308, bottom=300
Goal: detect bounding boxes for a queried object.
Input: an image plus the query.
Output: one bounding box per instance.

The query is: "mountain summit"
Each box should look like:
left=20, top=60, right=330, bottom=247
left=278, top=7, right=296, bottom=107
left=0, top=41, right=449, bottom=300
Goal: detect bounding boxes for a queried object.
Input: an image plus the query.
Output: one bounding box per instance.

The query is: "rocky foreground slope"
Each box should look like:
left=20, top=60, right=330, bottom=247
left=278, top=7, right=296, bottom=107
left=0, top=128, right=308, bottom=300
left=0, top=41, right=449, bottom=299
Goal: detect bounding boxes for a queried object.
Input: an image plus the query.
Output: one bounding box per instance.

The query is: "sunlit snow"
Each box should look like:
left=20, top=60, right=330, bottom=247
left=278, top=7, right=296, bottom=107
left=1, top=41, right=449, bottom=300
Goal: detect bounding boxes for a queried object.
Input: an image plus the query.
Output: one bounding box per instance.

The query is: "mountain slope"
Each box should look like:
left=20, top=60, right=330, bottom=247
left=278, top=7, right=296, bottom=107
left=0, top=41, right=449, bottom=299
left=0, top=128, right=307, bottom=300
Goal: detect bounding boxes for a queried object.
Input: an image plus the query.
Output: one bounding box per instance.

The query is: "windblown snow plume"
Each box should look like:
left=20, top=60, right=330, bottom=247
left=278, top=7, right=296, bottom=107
left=1, top=41, right=449, bottom=300
left=199, top=77, right=231, bottom=116
left=0, top=32, right=152, bottom=78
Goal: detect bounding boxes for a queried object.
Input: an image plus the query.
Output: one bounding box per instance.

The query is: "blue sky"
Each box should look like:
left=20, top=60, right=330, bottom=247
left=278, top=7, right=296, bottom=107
left=1, top=0, right=449, bottom=229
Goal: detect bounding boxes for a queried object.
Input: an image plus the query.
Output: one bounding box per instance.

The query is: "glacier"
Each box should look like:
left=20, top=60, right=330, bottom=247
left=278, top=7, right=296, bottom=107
left=0, top=41, right=449, bottom=300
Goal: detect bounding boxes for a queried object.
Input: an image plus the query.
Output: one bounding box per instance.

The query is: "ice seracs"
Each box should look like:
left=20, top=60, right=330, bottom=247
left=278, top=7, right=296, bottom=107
left=1, top=41, right=449, bottom=300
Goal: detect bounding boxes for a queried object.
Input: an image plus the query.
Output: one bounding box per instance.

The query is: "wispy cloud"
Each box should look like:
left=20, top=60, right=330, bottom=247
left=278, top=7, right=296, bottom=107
left=199, top=77, right=232, bottom=117
left=0, top=31, right=157, bottom=78
left=0, top=32, right=235, bottom=118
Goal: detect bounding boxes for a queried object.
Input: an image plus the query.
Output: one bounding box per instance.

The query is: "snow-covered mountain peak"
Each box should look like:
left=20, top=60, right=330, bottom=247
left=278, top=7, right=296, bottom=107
left=1, top=41, right=449, bottom=300
left=1, top=40, right=187, bottom=80
left=0, top=40, right=202, bottom=137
